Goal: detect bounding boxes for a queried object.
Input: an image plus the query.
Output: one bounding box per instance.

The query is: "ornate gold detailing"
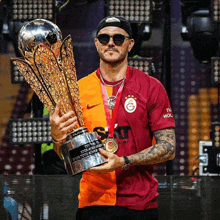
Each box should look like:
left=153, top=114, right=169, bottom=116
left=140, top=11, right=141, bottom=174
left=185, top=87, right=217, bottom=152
left=11, top=35, right=84, bottom=131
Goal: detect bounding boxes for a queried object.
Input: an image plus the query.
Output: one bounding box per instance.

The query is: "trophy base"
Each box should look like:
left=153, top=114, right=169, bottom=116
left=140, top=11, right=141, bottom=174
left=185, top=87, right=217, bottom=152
left=61, top=127, right=106, bottom=175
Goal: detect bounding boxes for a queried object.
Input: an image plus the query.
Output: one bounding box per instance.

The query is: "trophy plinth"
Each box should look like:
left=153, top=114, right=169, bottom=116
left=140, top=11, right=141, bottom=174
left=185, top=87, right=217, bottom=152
left=61, top=127, right=106, bottom=175
left=11, top=19, right=106, bottom=176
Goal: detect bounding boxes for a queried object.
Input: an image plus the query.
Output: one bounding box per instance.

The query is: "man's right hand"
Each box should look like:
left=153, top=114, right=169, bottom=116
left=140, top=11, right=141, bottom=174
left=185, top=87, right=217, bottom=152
left=50, top=100, right=78, bottom=143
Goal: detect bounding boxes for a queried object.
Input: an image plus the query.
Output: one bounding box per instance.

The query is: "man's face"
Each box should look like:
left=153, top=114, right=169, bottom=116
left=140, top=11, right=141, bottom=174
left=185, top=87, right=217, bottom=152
left=94, top=26, right=134, bottom=64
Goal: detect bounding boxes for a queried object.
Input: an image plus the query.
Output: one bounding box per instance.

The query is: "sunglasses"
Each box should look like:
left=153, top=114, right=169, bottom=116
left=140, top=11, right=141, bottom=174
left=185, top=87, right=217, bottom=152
left=96, top=34, right=131, bottom=46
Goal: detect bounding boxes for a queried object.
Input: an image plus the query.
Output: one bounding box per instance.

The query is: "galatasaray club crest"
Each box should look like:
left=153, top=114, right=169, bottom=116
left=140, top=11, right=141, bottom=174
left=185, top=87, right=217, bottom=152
left=124, top=95, right=137, bottom=113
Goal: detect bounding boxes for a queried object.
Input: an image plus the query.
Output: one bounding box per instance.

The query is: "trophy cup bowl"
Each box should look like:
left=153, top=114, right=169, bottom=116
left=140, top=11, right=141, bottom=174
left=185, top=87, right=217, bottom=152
left=12, top=19, right=106, bottom=175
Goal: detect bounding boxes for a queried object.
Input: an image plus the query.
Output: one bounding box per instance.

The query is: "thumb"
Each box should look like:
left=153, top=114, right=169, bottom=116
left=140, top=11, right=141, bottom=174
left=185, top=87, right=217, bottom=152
left=99, top=148, right=111, bottom=157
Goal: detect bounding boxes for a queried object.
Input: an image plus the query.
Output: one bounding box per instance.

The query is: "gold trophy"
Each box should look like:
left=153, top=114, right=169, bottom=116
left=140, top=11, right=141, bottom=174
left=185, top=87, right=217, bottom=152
left=11, top=19, right=105, bottom=175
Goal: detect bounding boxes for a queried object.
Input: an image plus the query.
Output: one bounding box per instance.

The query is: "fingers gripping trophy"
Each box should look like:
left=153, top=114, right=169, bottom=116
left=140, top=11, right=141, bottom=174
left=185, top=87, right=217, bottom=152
left=11, top=19, right=105, bottom=175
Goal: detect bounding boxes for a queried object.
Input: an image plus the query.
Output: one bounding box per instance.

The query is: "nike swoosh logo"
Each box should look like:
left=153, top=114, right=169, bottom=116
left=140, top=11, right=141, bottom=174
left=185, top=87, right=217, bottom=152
left=87, top=103, right=101, bottom=109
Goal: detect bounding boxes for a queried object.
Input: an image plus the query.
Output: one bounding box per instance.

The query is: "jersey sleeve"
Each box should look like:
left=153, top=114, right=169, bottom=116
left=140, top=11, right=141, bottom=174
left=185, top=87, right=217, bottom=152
left=148, top=78, right=175, bottom=132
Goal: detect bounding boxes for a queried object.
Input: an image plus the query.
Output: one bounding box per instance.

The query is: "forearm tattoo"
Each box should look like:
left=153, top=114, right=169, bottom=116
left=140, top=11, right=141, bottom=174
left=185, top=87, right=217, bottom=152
left=129, top=128, right=176, bottom=166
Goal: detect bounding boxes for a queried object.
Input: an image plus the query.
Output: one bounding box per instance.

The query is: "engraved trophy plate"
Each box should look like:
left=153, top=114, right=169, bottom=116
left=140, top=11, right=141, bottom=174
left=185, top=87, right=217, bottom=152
left=61, top=127, right=106, bottom=175
left=11, top=19, right=106, bottom=175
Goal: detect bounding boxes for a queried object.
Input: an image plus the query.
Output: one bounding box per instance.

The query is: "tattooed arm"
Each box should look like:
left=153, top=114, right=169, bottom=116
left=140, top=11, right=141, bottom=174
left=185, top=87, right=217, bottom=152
left=90, top=127, right=175, bottom=173
left=128, top=128, right=175, bottom=166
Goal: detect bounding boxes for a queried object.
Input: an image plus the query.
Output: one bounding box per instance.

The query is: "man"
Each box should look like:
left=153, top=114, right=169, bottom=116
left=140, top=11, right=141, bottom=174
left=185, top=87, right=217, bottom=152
left=50, top=16, right=175, bottom=220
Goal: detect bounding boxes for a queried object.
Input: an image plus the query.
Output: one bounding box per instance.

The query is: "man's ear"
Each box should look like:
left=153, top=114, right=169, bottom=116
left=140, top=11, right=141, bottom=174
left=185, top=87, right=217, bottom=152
left=128, top=39, right=135, bottom=52
left=94, top=38, right=99, bottom=50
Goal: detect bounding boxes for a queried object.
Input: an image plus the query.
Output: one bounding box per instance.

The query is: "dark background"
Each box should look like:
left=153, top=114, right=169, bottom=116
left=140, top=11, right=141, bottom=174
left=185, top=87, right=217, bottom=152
left=0, top=0, right=219, bottom=176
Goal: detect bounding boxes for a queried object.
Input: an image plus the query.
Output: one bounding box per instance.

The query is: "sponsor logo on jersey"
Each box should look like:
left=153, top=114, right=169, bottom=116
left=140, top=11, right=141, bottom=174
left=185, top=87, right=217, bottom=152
left=93, top=126, right=131, bottom=142
left=163, top=108, right=173, bottom=118
left=163, top=114, right=173, bottom=118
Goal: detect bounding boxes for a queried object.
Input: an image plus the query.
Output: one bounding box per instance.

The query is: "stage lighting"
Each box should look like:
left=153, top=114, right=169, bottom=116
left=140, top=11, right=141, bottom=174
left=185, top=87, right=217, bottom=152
left=10, top=59, right=26, bottom=84
left=180, top=1, right=218, bottom=63
left=185, top=10, right=218, bottom=62
left=211, top=57, right=220, bottom=83
left=9, top=118, right=52, bottom=145
left=8, top=0, right=56, bottom=22
left=106, top=0, right=152, bottom=23
left=212, top=122, right=220, bottom=147
left=212, top=0, right=220, bottom=22
left=128, top=57, right=153, bottom=75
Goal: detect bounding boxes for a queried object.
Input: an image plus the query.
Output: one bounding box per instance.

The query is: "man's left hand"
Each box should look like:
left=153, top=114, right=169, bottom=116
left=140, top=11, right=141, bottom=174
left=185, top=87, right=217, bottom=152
left=90, top=148, right=124, bottom=174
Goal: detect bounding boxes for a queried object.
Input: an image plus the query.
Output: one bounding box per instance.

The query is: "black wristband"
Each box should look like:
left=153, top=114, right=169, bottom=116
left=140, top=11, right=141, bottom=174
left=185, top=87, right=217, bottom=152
left=121, top=156, right=130, bottom=170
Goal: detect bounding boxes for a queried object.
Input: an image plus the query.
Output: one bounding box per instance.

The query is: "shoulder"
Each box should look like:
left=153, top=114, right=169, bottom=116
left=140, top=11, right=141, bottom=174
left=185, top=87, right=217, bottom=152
left=129, top=66, right=164, bottom=89
left=78, top=71, right=100, bottom=93
left=78, top=71, right=98, bottom=86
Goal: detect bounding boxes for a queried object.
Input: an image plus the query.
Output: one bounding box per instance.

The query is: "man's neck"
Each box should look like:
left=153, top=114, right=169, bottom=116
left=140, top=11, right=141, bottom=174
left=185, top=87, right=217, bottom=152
left=100, top=61, right=128, bottom=82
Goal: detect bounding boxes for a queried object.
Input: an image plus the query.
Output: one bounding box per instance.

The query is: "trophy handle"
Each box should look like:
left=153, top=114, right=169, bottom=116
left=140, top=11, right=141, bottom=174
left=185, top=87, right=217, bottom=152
left=11, top=58, right=56, bottom=113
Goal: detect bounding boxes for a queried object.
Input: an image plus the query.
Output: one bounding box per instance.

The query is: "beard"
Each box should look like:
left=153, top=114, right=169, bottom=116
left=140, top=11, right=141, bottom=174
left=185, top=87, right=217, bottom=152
left=98, top=48, right=128, bottom=65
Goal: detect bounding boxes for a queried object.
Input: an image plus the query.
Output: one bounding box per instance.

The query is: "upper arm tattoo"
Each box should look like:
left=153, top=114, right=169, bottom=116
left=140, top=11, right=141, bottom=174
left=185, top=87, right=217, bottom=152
left=129, top=128, right=176, bottom=166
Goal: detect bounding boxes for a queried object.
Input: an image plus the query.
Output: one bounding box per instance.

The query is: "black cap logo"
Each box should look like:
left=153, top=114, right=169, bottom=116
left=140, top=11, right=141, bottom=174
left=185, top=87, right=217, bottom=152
left=105, top=17, right=121, bottom=23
